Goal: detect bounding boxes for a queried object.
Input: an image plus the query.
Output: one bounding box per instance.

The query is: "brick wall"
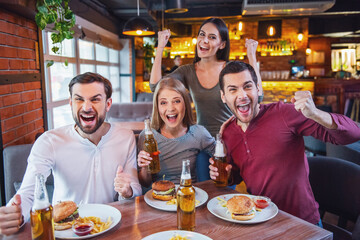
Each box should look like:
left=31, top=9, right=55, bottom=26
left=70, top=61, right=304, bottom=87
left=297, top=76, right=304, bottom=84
left=0, top=8, right=44, bottom=147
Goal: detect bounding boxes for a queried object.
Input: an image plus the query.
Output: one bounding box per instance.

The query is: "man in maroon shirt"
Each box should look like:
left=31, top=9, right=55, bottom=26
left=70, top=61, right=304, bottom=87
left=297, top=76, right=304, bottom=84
left=209, top=61, right=360, bottom=224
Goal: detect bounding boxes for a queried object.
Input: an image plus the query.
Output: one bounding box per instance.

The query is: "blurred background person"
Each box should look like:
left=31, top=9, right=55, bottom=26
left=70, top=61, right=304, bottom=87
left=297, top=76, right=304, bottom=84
left=169, top=55, right=182, bottom=73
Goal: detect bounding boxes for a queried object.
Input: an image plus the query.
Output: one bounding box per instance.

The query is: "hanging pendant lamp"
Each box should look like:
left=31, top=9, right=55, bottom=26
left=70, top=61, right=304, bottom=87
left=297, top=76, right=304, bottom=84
left=165, top=0, right=188, bottom=14
left=122, top=0, right=155, bottom=36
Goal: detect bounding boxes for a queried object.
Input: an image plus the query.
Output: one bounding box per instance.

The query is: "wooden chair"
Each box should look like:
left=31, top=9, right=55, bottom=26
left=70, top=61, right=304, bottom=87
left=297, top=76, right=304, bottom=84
left=308, top=156, right=360, bottom=240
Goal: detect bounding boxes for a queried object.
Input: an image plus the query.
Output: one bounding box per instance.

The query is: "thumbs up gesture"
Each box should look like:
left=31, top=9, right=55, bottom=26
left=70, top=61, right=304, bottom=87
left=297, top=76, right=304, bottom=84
left=114, top=166, right=133, bottom=199
left=0, top=194, right=23, bottom=236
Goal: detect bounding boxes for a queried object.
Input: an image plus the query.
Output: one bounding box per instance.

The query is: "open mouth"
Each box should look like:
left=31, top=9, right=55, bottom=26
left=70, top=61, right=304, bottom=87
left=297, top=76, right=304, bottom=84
left=237, top=103, right=250, bottom=114
left=166, top=114, right=178, bottom=123
left=80, top=113, right=96, bottom=124
left=199, top=45, right=209, bottom=51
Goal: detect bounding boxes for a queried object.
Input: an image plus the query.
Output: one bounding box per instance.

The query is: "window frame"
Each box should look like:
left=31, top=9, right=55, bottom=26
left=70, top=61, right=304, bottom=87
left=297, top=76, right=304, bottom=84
left=43, top=32, right=122, bottom=130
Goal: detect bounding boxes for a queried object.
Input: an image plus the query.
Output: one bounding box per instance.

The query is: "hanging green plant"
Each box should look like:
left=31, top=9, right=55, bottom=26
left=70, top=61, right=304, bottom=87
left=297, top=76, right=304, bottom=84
left=35, top=0, right=76, bottom=67
left=143, top=42, right=154, bottom=72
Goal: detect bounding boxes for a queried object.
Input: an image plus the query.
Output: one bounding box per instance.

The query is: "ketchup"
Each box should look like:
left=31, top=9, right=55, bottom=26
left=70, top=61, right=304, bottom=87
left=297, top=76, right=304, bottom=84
left=254, top=199, right=269, bottom=209
left=73, top=224, right=92, bottom=236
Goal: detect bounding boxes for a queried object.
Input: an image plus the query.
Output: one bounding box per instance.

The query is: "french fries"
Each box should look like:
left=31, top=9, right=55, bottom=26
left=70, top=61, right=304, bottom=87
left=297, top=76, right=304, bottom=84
left=170, top=234, right=190, bottom=240
left=166, top=199, right=200, bottom=206
left=217, top=197, right=227, bottom=207
left=75, top=216, right=112, bottom=234
left=166, top=198, right=177, bottom=205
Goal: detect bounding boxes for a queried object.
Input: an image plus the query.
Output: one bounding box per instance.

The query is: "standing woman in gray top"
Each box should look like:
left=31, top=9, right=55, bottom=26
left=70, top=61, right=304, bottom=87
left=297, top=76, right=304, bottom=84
left=137, top=78, right=215, bottom=187
left=150, top=17, right=263, bottom=137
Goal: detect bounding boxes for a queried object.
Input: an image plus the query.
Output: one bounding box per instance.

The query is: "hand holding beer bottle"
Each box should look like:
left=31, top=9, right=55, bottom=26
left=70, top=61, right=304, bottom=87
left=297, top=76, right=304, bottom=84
left=143, top=118, right=161, bottom=174
left=177, top=160, right=195, bottom=231
left=211, top=134, right=228, bottom=187
left=209, top=134, right=232, bottom=185
left=30, top=173, right=55, bottom=240
left=0, top=194, right=23, bottom=236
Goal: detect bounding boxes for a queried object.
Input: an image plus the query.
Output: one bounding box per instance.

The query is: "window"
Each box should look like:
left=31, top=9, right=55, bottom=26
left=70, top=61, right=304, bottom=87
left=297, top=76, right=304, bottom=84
left=43, top=27, right=128, bottom=129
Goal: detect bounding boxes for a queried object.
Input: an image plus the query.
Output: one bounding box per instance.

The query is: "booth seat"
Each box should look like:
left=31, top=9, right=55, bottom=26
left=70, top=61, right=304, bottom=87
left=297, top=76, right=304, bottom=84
left=136, top=92, right=153, bottom=102
left=326, top=141, right=360, bottom=166
left=106, top=102, right=153, bottom=123
left=3, top=144, right=54, bottom=204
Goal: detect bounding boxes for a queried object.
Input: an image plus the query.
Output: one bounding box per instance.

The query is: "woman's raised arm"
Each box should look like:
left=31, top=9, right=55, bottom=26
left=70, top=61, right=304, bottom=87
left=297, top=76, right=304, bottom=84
left=150, top=29, right=171, bottom=86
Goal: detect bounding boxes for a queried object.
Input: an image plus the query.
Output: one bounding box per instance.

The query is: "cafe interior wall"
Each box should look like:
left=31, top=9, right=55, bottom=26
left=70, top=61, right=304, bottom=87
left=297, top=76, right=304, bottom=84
left=0, top=8, right=44, bottom=148
left=0, top=7, right=45, bottom=206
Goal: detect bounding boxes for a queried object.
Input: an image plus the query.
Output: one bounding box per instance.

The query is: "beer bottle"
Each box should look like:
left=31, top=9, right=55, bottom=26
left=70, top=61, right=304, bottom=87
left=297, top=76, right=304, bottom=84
left=176, top=160, right=195, bottom=231
left=30, top=173, right=55, bottom=240
left=212, top=134, right=228, bottom=187
left=143, top=118, right=161, bottom=174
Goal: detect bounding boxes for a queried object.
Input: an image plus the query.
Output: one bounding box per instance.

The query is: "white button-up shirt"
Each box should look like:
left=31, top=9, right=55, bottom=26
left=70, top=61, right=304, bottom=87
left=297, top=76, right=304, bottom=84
left=9, top=123, right=141, bottom=221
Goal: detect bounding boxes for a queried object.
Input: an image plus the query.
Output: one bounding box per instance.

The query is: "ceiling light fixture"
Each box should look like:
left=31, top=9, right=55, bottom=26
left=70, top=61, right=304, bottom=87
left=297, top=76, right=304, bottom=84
left=122, top=0, right=155, bottom=36
left=267, top=26, right=276, bottom=37
left=238, top=22, right=243, bottom=32
left=297, top=32, right=304, bottom=41
left=297, top=19, right=304, bottom=41
left=165, top=0, right=188, bottom=14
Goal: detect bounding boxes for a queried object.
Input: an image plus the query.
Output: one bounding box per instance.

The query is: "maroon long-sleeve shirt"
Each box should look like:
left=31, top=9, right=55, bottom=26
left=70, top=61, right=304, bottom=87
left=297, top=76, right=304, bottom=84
left=223, top=101, right=360, bottom=224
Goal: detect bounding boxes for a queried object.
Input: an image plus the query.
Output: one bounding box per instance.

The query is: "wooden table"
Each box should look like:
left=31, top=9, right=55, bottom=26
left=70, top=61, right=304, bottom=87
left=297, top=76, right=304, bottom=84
left=5, top=180, right=332, bottom=240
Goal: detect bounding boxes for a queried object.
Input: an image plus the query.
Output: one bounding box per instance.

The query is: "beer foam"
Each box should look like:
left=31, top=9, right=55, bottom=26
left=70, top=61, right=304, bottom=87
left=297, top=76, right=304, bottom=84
left=215, top=141, right=226, bottom=157
left=145, top=129, right=153, bottom=135
left=181, top=173, right=191, bottom=180
left=32, top=200, right=50, bottom=211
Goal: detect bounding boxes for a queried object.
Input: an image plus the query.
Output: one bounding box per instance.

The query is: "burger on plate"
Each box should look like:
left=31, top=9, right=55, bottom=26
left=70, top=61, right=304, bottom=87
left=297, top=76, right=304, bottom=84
left=53, top=201, right=79, bottom=230
left=151, top=180, right=175, bottom=201
left=227, top=195, right=256, bottom=221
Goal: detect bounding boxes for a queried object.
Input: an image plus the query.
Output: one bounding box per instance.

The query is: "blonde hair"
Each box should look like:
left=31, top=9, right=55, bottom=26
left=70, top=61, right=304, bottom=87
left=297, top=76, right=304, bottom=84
left=151, top=77, right=195, bottom=130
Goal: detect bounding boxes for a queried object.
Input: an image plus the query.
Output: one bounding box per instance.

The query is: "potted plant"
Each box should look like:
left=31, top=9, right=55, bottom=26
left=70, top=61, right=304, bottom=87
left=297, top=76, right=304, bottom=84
left=35, top=0, right=76, bottom=67
left=143, top=42, right=154, bottom=81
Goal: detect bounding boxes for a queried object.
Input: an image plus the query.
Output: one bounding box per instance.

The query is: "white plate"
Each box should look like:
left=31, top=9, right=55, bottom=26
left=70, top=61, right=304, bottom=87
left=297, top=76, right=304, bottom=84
left=144, top=185, right=208, bottom=212
left=207, top=194, right=278, bottom=224
left=54, top=204, right=121, bottom=239
left=142, top=230, right=212, bottom=240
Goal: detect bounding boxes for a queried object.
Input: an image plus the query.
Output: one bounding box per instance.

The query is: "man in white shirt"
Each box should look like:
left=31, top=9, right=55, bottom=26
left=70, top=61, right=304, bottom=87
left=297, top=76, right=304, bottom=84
left=0, top=72, right=141, bottom=236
